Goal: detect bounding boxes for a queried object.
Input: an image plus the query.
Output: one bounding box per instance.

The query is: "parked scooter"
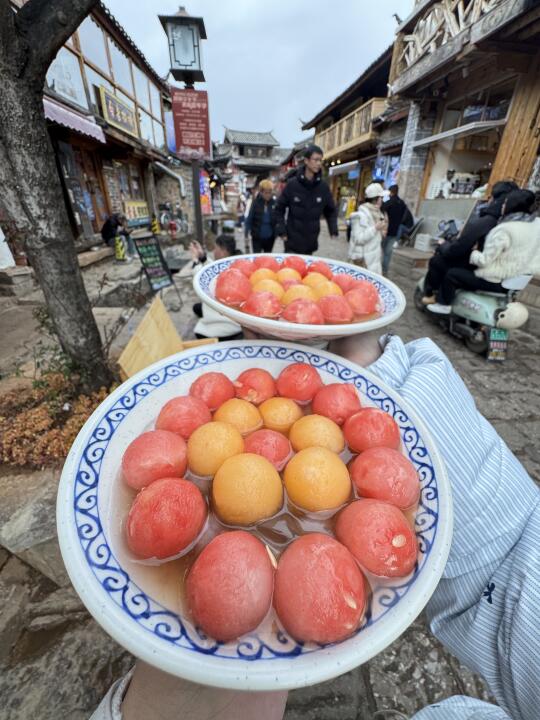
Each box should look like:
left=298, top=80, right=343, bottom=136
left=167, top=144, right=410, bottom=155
left=414, top=273, right=531, bottom=357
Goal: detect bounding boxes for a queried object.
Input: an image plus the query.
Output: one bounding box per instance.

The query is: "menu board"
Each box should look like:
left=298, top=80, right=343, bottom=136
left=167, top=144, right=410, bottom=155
left=134, top=235, right=173, bottom=293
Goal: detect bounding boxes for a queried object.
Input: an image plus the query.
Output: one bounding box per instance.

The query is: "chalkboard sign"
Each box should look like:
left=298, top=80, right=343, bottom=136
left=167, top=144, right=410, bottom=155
left=134, top=235, right=174, bottom=293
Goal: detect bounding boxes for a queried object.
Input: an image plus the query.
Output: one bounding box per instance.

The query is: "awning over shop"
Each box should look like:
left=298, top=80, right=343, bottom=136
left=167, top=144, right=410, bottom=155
left=411, top=119, right=506, bottom=149
left=43, top=97, right=106, bottom=144
left=329, top=160, right=360, bottom=177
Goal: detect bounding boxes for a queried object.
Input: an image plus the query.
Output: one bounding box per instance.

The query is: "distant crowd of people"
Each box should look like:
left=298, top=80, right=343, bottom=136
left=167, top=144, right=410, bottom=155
left=99, top=142, right=540, bottom=332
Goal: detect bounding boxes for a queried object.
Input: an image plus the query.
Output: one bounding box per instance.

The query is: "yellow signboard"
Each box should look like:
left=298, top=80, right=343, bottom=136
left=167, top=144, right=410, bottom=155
left=100, top=86, right=138, bottom=138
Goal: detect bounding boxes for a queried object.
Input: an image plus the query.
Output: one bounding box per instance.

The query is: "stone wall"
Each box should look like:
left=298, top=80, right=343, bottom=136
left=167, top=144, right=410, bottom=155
left=398, top=102, right=436, bottom=214
left=155, top=164, right=194, bottom=226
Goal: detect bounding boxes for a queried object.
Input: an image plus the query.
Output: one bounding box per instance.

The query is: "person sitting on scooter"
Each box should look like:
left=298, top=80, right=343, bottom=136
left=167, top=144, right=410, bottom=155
left=422, top=181, right=518, bottom=306
left=428, top=189, right=540, bottom=314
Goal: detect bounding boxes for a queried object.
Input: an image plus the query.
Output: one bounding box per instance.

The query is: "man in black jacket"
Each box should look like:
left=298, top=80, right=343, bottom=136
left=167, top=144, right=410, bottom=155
left=382, top=184, right=413, bottom=274
left=422, top=180, right=518, bottom=303
left=274, top=145, right=338, bottom=255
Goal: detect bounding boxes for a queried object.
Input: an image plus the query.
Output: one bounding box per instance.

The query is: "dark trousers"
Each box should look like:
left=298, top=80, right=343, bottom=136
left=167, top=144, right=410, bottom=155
left=425, top=253, right=457, bottom=296
left=439, top=268, right=504, bottom=305
left=252, top=235, right=275, bottom=253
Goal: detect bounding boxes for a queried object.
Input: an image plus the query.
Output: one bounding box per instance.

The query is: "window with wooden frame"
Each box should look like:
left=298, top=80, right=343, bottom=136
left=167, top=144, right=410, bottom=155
left=440, top=79, right=515, bottom=133
left=64, top=14, right=167, bottom=149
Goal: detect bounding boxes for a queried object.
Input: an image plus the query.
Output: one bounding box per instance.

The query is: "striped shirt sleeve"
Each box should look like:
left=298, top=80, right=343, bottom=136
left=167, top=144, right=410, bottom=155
left=370, top=337, right=540, bottom=720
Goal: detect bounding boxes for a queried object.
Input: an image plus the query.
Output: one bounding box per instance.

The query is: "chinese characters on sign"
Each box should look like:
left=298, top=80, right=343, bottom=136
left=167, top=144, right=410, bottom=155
left=100, top=87, right=138, bottom=138
left=171, top=88, right=210, bottom=158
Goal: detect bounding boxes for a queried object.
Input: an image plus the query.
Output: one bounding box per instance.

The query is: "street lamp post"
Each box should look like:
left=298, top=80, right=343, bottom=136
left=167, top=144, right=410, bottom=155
left=159, top=7, right=208, bottom=246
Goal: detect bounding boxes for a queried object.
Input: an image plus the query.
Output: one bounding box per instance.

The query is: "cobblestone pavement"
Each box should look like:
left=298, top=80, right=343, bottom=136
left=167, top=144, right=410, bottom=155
left=1, top=227, right=539, bottom=719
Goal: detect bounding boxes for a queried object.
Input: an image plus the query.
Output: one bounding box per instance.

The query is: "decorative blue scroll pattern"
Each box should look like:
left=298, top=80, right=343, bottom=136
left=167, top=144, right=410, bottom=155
left=74, top=344, right=438, bottom=660
left=197, top=255, right=398, bottom=315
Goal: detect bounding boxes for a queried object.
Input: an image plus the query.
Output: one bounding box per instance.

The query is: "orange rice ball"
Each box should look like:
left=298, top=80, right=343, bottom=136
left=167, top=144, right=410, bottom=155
left=276, top=267, right=302, bottom=285
left=312, top=280, right=343, bottom=300
left=259, top=397, right=303, bottom=434
left=250, top=268, right=276, bottom=286
left=252, top=278, right=284, bottom=300
left=289, top=414, right=345, bottom=454
left=302, top=271, right=328, bottom=289
left=214, top=398, right=263, bottom=436
left=187, top=421, right=244, bottom=477
left=284, top=446, right=351, bottom=512
left=212, top=453, right=283, bottom=525
left=281, top=284, right=316, bottom=306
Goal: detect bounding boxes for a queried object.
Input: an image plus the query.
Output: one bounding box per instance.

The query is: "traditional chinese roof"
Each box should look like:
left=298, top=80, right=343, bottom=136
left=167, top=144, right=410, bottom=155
left=223, top=129, right=279, bottom=147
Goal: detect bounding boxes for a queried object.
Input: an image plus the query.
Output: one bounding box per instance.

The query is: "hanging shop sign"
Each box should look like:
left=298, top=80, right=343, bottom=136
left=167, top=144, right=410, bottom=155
left=100, top=86, right=138, bottom=138
left=124, top=200, right=150, bottom=228
left=171, top=88, right=211, bottom=158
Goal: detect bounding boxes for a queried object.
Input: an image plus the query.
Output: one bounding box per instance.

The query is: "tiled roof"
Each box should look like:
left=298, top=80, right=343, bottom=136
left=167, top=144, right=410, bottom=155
left=234, top=156, right=282, bottom=169
left=224, top=129, right=279, bottom=146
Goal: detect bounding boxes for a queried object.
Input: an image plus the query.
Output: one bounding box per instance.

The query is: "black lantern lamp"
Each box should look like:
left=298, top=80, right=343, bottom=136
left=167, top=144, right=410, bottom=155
left=159, top=7, right=207, bottom=86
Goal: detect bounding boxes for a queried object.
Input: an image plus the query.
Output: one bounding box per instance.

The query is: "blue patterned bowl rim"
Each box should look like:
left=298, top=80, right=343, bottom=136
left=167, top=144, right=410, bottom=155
left=57, top=340, right=452, bottom=691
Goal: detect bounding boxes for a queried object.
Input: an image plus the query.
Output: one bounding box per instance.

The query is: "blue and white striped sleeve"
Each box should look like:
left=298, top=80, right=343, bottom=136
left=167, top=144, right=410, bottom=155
left=369, top=337, right=540, bottom=720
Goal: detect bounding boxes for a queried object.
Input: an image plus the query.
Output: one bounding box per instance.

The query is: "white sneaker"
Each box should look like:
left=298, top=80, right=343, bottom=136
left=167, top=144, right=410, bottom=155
left=427, top=303, right=452, bottom=315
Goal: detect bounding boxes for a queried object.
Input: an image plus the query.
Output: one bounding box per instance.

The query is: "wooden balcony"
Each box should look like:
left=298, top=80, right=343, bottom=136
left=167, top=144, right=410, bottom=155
left=315, top=98, right=387, bottom=161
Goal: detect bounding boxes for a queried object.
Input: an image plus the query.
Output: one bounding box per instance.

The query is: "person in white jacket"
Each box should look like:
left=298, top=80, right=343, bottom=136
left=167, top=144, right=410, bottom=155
left=429, top=190, right=540, bottom=313
left=348, top=183, right=388, bottom=275
left=179, top=236, right=243, bottom=340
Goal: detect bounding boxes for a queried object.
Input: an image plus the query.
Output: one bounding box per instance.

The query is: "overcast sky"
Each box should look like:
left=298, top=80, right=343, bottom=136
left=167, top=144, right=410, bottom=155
left=105, top=0, right=413, bottom=148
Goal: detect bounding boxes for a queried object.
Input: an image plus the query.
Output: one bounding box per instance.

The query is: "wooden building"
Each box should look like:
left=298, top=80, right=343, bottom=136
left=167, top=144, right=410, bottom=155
left=14, top=0, right=173, bottom=246
left=301, top=48, right=396, bottom=218
left=390, top=0, right=540, bottom=211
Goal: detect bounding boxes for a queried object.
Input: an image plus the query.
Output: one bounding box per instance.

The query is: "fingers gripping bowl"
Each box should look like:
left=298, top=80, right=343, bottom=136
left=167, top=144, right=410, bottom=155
left=57, top=340, right=452, bottom=691
left=193, top=254, right=406, bottom=341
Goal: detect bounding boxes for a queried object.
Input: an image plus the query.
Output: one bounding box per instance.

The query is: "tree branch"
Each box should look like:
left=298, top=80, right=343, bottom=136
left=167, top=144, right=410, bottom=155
left=15, top=0, right=99, bottom=86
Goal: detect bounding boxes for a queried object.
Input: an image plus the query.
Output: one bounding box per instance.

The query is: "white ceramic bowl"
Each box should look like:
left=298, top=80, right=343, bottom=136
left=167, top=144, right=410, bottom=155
left=193, top=254, right=406, bottom=341
left=57, top=340, right=452, bottom=691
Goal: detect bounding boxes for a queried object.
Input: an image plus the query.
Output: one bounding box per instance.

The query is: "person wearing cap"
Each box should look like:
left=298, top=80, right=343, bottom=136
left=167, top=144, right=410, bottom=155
left=348, top=183, right=388, bottom=275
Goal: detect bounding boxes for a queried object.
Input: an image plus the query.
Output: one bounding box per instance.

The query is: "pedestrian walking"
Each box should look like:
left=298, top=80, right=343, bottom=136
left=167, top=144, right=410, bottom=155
left=381, top=184, right=413, bottom=275
left=245, top=180, right=277, bottom=253
left=348, top=183, right=388, bottom=275
left=274, top=144, right=338, bottom=255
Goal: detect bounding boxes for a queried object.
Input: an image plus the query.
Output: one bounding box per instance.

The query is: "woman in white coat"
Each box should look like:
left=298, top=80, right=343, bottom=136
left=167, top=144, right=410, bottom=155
left=348, top=183, right=388, bottom=275
left=430, top=189, right=540, bottom=312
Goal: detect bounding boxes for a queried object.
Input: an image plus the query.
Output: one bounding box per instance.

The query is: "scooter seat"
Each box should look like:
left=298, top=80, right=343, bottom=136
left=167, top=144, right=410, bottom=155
left=475, top=290, right=507, bottom=298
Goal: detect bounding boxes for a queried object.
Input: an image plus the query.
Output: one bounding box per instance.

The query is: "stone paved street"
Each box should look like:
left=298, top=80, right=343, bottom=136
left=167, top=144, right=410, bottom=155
left=1, top=228, right=539, bottom=719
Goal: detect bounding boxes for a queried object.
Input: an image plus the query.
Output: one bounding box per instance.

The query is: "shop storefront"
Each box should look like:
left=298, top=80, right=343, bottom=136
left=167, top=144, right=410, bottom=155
left=390, top=0, right=540, bottom=212
left=43, top=6, right=170, bottom=243
left=415, top=78, right=514, bottom=201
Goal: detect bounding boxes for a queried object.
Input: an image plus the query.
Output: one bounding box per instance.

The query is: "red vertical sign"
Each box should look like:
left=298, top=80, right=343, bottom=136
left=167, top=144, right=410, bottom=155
left=171, top=88, right=211, bottom=158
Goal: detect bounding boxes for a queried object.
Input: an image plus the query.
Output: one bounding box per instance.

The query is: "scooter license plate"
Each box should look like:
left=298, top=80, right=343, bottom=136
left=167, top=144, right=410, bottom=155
left=487, top=328, right=509, bottom=362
